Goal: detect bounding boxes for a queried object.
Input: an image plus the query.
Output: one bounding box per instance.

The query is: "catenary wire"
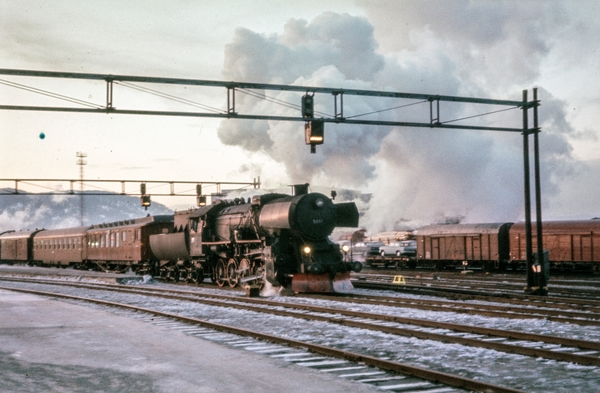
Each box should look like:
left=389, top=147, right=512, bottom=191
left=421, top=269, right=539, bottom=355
left=0, top=78, right=104, bottom=109
left=116, top=81, right=224, bottom=113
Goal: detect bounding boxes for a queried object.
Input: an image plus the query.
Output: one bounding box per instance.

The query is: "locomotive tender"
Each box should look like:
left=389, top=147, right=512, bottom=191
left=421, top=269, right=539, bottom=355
left=0, top=185, right=362, bottom=293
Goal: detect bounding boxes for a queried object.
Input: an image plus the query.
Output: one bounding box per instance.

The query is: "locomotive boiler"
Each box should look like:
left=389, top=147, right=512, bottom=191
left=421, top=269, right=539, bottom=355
left=149, top=184, right=362, bottom=293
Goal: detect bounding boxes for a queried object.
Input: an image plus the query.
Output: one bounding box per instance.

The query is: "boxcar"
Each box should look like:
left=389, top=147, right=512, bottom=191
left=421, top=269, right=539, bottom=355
left=416, top=223, right=514, bottom=270
left=86, top=215, right=173, bottom=272
left=509, top=220, right=600, bottom=272
left=0, top=229, right=43, bottom=263
left=32, top=226, right=91, bottom=267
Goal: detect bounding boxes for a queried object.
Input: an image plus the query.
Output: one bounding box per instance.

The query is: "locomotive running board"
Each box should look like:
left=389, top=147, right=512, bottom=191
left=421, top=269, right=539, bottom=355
left=291, top=272, right=354, bottom=293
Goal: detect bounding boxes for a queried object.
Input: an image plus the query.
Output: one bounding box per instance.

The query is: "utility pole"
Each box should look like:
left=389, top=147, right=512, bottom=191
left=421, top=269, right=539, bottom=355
left=76, top=152, right=87, bottom=226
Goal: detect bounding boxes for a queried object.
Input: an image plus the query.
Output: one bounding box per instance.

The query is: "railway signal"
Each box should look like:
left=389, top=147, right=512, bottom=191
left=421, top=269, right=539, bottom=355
left=196, top=184, right=206, bottom=206
left=301, top=93, right=324, bottom=153
left=305, top=119, right=324, bottom=154
left=301, top=93, right=314, bottom=118
left=140, top=183, right=151, bottom=209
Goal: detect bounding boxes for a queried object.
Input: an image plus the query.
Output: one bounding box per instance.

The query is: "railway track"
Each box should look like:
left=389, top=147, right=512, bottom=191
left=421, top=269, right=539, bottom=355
left=352, top=272, right=600, bottom=301
left=1, top=276, right=600, bottom=392
left=0, top=278, right=517, bottom=393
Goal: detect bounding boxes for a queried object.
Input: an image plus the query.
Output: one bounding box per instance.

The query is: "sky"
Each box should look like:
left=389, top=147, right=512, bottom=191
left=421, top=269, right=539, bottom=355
left=1, top=0, right=599, bottom=233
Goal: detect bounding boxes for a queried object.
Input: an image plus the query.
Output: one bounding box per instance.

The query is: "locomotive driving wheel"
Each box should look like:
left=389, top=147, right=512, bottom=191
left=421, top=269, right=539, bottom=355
left=168, top=266, right=180, bottom=282
left=191, top=266, right=204, bottom=284
left=227, top=258, right=239, bottom=288
left=215, top=259, right=227, bottom=287
left=238, top=258, right=250, bottom=283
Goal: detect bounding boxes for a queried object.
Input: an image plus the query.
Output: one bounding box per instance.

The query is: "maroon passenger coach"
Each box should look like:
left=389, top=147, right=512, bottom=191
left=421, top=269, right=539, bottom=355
left=32, top=226, right=91, bottom=267
left=86, top=215, right=173, bottom=272
left=0, top=229, right=43, bottom=263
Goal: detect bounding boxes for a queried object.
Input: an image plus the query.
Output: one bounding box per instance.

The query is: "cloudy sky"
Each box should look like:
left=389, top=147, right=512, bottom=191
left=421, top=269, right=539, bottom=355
left=1, top=0, right=599, bottom=232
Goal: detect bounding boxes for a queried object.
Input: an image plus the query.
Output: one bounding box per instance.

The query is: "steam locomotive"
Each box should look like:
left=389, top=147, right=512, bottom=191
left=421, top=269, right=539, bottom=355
left=0, top=185, right=362, bottom=293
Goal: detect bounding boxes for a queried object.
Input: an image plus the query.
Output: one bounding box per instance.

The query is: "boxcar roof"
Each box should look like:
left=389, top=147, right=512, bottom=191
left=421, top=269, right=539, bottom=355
left=416, top=223, right=513, bottom=236
left=510, top=220, right=600, bottom=234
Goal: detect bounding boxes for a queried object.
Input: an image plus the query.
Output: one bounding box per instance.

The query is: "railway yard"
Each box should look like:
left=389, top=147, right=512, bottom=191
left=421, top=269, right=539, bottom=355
left=1, top=265, right=599, bottom=392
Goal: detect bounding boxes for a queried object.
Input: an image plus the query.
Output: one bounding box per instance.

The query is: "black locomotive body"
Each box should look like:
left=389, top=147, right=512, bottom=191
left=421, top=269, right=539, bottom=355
left=149, top=187, right=362, bottom=292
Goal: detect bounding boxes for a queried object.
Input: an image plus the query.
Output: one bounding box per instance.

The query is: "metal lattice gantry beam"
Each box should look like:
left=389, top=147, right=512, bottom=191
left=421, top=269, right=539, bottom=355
left=0, top=178, right=261, bottom=197
left=0, top=68, right=526, bottom=132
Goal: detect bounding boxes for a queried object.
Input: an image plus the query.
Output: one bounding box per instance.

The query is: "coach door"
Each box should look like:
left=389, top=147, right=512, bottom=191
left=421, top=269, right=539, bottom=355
left=120, top=230, right=130, bottom=260
left=17, top=238, right=26, bottom=260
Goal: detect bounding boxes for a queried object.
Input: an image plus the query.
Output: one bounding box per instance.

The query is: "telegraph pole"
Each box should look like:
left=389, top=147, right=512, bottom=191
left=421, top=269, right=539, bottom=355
left=76, top=152, right=87, bottom=226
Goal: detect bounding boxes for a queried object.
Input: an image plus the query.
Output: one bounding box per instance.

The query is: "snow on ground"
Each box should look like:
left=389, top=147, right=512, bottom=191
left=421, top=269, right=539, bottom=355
left=2, top=270, right=599, bottom=392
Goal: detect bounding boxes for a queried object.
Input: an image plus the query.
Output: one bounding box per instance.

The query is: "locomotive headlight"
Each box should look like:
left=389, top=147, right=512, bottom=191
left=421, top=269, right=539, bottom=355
left=315, top=198, right=325, bottom=208
left=303, top=246, right=312, bottom=254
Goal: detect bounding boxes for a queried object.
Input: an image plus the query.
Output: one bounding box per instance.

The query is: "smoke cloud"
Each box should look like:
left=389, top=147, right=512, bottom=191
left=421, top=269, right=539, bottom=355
left=217, top=5, right=582, bottom=233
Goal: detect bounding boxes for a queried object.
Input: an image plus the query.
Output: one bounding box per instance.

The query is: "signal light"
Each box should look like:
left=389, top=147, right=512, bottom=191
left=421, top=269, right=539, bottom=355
left=141, top=195, right=151, bottom=210
left=140, top=183, right=150, bottom=210
left=305, top=120, right=324, bottom=153
left=196, top=184, right=206, bottom=206
left=305, top=120, right=324, bottom=144
left=301, top=94, right=314, bottom=118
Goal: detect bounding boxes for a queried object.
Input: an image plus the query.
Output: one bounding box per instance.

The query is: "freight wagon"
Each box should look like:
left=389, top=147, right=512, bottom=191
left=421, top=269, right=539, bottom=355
left=510, top=220, right=600, bottom=272
left=416, top=223, right=513, bottom=271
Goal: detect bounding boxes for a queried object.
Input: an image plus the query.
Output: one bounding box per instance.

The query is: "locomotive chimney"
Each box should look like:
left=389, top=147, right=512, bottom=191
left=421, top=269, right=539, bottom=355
left=292, top=183, right=309, bottom=196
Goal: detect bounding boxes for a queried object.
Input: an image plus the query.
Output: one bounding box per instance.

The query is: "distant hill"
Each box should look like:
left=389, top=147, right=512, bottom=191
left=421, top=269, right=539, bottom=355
left=0, top=190, right=173, bottom=232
